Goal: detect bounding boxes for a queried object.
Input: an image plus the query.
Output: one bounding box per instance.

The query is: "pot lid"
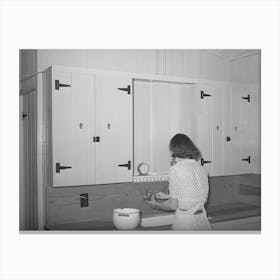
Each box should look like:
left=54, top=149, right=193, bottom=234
left=113, top=208, right=140, bottom=214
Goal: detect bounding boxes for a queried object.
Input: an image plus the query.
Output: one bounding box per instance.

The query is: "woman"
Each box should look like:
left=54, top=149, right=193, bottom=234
left=148, top=133, right=211, bottom=231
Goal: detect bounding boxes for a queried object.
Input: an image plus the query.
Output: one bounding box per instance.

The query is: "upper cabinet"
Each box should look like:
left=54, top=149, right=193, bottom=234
left=198, top=84, right=260, bottom=176
left=44, top=65, right=260, bottom=187
left=95, top=72, right=133, bottom=184
left=45, top=66, right=133, bottom=187
left=51, top=70, right=96, bottom=187
left=134, top=80, right=260, bottom=179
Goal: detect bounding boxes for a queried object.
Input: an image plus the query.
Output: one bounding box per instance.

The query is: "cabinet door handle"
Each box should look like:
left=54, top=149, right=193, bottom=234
left=93, top=136, right=100, bottom=142
left=226, top=136, right=231, bottom=142
left=201, top=158, right=212, bottom=166
left=21, top=112, right=28, bottom=120
left=242, top=156, right=251, bottom=164
left=118, top=161, right=131, bottom=170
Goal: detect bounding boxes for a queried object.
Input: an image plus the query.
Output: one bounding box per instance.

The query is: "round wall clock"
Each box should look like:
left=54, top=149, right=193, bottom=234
left=137, top=163, right=150, bottom=175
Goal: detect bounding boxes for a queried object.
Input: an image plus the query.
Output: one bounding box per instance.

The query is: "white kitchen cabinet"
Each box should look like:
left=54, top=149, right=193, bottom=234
left=134, top=80, right=260, bottom=179
left=229, top=86, right=241, bottom=174
left=212, top=86, right=224, bottom=176
left=224, top=85, right=260, bottom=175
left=46, top=65, right=259, bottom=187
left=197, top=85, right=214, bottom=175
left=197, top=84, right=227, bottom=176
left=46, top=66, right=133, bottom=187
left=95, top=72, right=133, bottom=184
left=239, top=85, right=259, bottom=174
left=51, top=70, right=96, bottom=187
left=198, top=83, right=260, bottom=177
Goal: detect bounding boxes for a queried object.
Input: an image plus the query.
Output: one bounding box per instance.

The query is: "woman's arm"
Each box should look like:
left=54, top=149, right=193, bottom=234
left=148, top=195, right=178, bottom=212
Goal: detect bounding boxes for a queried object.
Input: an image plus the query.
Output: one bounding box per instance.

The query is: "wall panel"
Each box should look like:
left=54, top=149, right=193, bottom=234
left=229, top=53, right=260, bottom=84
left=36, top=49, right=230, bottom=82
left=38, top=49, right=157, bottom=75
left=20, top=49, right=37, bottom=79
left=38, top=49, right=89, bottom=70
left=183, top=49, right=198, bottom=78
left=197, top=50, right=215, bottom=80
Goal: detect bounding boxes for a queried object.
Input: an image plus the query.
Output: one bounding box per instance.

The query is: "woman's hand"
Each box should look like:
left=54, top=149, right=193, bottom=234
left=155, top=192, right=170, bottom=200
left=147, top=195, right=158, bottom=209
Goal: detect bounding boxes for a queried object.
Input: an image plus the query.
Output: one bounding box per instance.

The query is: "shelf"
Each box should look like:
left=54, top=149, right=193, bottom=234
left=133, top=174, right=169, bottom=183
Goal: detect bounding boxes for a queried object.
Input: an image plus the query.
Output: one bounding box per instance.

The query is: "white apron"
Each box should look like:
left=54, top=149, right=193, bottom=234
left=171, top=203, right=212, bottom=231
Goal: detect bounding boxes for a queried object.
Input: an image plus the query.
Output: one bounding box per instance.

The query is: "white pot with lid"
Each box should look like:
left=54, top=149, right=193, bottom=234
left=113, top=208, right=140, bottom=230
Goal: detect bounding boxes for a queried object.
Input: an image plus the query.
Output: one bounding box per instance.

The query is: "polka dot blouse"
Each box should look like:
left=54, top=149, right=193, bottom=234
left=168, top=158, right=209, bottom=210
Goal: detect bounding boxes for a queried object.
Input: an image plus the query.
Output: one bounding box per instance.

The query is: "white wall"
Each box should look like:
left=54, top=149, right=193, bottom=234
left=19, top=50, right=39, bottom=230
left=229, top=53, right=261, bottom=84
left=21, top=49, right=261, bottom=83
left=33, top=49, right=230, bottom=82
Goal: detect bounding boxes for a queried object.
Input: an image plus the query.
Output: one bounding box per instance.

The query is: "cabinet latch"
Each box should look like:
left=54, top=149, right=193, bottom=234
left=201, top=158, right=212, bottom=166
left=241, top=94, right=250, bottom=102
left=56, top=162, right=72, bottom=173
left=21, top=112, right=28, bottom=120
left=55, top=80, right=71, bottom=90
left=93, top=136, right=100, bottom=142
left=118, top=161, right=131, bottom=170
left=200, top=91, right=211, bottom=99
left=117, top=85, right=131, bottom=95
left=242, top=156, right=251, bottom=164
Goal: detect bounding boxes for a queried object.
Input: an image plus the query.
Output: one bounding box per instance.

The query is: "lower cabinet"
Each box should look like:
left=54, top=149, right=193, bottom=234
left=211, top=216, right=261, bottom=230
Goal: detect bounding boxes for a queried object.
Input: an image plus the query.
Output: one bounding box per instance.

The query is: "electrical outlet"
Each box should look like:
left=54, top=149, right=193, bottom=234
left=80, top=193, right=88, bottom=208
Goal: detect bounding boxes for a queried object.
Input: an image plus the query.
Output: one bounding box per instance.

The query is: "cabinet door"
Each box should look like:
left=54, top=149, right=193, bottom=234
left=95, top=72, right=133, bottom=184
left=251, top=84, right=261, bottom=174
left=212, top=86, right=224, bottom=176
left=240, top=86, right=255, bottom=174
left=222, top=86, right=232, bottom=175
left=197, top=86, right=214, bottom=175
left=231, top=86, right=241, bottom=175
left=52, top=71, right=95, bottom=187
left=198, top=85, right=225, bottom=176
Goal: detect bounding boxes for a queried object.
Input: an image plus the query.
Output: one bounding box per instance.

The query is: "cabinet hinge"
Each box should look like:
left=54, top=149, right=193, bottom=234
left=241, top=94, right=250, bottom=102
left=241, top=156, right=251, bottom=164
left=21, top=112, right=28, bottom=120
left=118, top=160, right=131, bottom=170
left=200, top=91, right=211, bottom=99
left=117, top=85, right=131, bottom=95
left=56, top=162, right=72, bottom=173
left=201, top=158, right=212, bottom=166
left=55, top=80, right=71, bottom=90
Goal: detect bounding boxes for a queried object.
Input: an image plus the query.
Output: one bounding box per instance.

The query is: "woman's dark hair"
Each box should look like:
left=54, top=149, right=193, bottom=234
left=169, top=134, right=202, bottom=161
